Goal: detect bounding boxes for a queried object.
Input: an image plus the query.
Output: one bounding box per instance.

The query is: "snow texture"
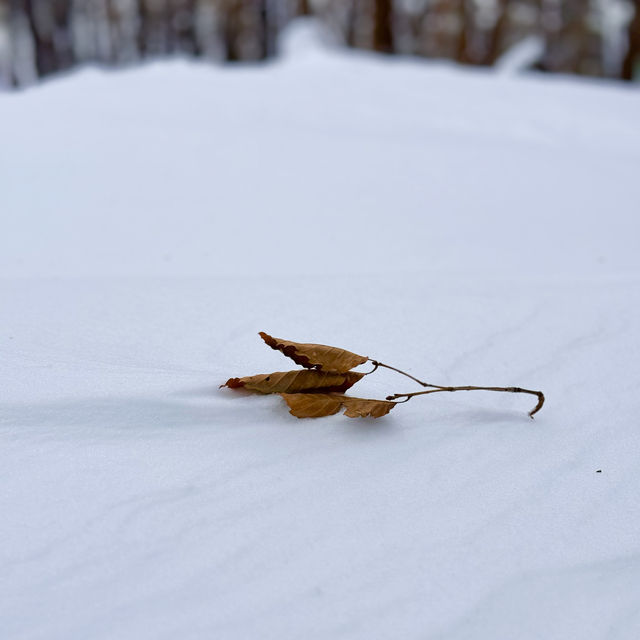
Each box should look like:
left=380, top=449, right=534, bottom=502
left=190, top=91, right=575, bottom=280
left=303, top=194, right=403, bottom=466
left=2, top=26, right=640, bottom=640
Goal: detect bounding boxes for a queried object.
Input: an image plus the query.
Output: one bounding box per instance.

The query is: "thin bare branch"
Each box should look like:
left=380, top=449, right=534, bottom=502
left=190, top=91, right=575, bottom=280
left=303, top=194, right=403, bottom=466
left=363, top=361, right=380, bottom=376
left=386, top=386, right=545, bottom=419
left=369, top=360, right=443, bottom=388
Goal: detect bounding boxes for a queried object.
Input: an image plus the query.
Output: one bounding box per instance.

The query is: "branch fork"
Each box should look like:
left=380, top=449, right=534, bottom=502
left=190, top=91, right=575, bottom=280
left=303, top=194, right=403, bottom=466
left=368, top=360, right=544, bottom=418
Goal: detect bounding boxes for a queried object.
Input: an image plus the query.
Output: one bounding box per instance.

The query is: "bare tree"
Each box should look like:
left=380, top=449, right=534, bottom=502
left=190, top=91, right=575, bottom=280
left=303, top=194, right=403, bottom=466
left=372, top=0, right=393, bottom=53
left=170, top=0, right=200, bottom=55
left=0, top=0, right=10, bottom=84
left=622, top=0, right=640, bottom=80
left=297, top=0, right=310, bottom=16
left=484, top=0, right=509, bottom=65
left=454, top=0, right=472, bottom=63
left=22, top=0, right=74, bottom=76
left=538, top=0, right=597, bottom=75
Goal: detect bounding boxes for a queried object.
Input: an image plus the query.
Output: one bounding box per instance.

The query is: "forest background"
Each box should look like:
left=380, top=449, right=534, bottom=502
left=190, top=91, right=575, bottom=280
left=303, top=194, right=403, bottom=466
left=1, top=0, right=639, bottom=88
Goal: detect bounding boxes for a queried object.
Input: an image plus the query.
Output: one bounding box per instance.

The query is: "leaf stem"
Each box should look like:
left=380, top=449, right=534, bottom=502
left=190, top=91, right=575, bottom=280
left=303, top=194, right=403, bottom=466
left=369, top=360, right=442, bottom=388
left=363, top=361, right=380, bottom=376
left=385, top=386, right=545, bottom=419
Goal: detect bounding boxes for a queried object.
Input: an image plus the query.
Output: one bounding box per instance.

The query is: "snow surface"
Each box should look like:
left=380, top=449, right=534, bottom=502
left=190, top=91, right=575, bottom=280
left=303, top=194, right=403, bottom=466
left=2, top=25, right=640, bottom=640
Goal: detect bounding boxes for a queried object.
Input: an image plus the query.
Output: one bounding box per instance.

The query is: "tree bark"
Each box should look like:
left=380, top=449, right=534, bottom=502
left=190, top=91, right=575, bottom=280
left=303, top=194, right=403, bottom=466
left=170, top=0, right=200, bottom=55
left=622, top=0, right=640, bottom=80
left=372, top=0, right=393, bottom=53
left=297, top=0, right=311, bottom=16
left=484, top=0, right=509, bottom=65
left=22, top=0, right=74, bottom=77
left=222, top=1, right=242, bottom=61
left=137, top=0, right=149, bottom=56
left=455, top=0, right=473, bottom=64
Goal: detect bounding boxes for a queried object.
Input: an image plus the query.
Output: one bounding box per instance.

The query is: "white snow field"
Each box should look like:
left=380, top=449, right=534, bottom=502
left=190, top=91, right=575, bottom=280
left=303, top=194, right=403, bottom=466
left=2, top=23, right=640, bottom=640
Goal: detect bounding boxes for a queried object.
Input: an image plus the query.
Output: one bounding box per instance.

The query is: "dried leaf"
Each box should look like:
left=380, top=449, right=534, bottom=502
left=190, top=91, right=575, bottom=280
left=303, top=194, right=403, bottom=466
left=341, top=397, right=396, bottom=418
left=280, top=393, right=344, bottom=418
left=281, top=393, right=396, bottom=419
left=222, top=370, right=364, bottom=394
left=259, top=332, right=368, bottom=373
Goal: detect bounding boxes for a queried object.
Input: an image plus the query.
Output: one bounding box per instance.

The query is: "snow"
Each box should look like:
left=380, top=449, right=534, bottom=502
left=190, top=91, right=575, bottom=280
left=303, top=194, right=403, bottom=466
left=495, top=35, right=544, bottom=74
left=2, top=25, right=640, bottom=640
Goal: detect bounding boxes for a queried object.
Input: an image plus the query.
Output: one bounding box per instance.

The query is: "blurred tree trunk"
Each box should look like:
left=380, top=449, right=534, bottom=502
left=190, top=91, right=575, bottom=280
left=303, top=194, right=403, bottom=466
left=426, top=0, right=459, bottom=60
left=264, top=0, right=279, bottom=59
left=372, top=0, right=393, bottom=53
left=170, top=0, right=200, bottom=55
left=538, top=0, right=594, bottom=74
left=538, top=0, right=561, bottom=71
left=221, top=1, right=241, bottom=61
left=23, top=0, right=74, bottom=77
left=0, top=0, right=11, bottom=85
left=345, top=1, right=358, bottom=48
left=23, top=0, right=55, bottom=76
left=104, top=0, right=140, bottom=63
left=137, top=0, right=172, bottom=56
left=455, top=0, right=472, bottom=64
left=563, top=0, right=593, bottom=75
left=297, top=0, right=311, bottom=16
left=484, top=0, right=509, bottom=65
left=256, top=0, right=272, bottom=59
left=222, top=0, right=272, bottom=61
left=622, top=0, right=640, bottom=80
left=138, top=0, right=150, bottom=56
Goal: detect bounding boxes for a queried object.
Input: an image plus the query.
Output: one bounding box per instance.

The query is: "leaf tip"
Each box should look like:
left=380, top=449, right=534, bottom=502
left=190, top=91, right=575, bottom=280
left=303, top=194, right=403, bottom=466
left=222, top=377, right=245, bottom=389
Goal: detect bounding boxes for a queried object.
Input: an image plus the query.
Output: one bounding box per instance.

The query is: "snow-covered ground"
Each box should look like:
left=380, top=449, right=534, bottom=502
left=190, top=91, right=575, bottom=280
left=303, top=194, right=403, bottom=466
left=2, top=24, right=640, bottom=640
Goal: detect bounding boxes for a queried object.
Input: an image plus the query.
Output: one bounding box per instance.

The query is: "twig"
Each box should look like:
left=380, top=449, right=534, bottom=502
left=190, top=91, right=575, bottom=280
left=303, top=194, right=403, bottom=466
left=386, top=386, right=545, bottom=419
left=369, top=360, right=443, bottom=388
left=363, top=361, right=380, bottom=376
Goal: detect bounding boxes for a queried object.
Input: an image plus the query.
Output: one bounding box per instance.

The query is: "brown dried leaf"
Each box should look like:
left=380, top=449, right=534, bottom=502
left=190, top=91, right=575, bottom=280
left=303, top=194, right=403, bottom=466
left=280, top=393, right=396, bottom=419
left=222, top=370, right=364, bottom=394
left=259, top=332, right=368, bottom=373
left=341, top=397, right=396, bottom=418
left=280, top=393, right=344, bottom=418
